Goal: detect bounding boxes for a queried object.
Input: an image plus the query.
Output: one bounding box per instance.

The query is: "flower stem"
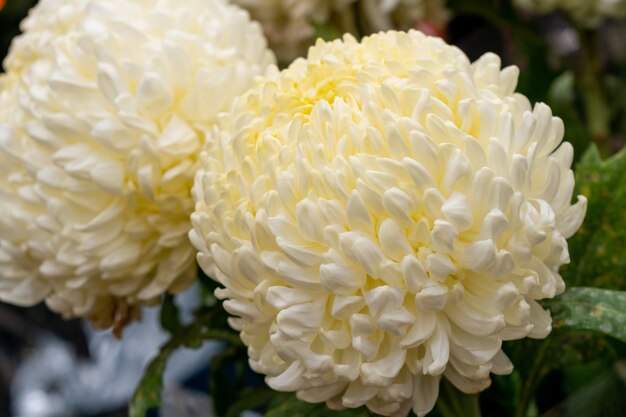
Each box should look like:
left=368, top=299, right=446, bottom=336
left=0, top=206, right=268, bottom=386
left=514, top=338, right=551, bottom=417
left=199, top=329, right=244, bottom=346
left=577, top=28, right=611, bottom=155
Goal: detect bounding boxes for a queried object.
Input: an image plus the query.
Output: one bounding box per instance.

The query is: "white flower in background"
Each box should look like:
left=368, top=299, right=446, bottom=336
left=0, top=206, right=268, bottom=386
left=0, top=0, right=275, bottom=330
left=232, top=0, right=355, bottom=62
left=514, top=0, right=626, bottom=27
left=191, top=31, right=586, bottom=416
left=361, top=0, right=449, bottom=33
left=233, top=0, right=449, bottom=61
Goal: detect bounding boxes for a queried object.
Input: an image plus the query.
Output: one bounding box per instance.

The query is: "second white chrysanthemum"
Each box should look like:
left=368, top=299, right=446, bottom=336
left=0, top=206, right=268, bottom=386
left=191, top=31, right=586, bottom=416
left=0, top=0, right=275, bottom=329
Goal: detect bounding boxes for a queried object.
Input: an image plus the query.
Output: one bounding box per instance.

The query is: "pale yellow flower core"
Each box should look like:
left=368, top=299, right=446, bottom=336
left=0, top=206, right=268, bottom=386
left=0, top=0, right=275, bottom=328
left=191, top=31, right=586, bottom=417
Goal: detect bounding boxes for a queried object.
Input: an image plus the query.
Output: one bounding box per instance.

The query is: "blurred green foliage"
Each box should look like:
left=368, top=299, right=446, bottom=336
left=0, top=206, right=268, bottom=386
left=1, top=1, right=625, bottom=417
left=563, top=146, right=626, bottom=290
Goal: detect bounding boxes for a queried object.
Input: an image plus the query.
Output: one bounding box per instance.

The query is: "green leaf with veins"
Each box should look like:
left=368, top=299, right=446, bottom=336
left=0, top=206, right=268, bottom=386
left=561, top=145, right=626, bottom=290
left=544, top=287, right=626, bottom=342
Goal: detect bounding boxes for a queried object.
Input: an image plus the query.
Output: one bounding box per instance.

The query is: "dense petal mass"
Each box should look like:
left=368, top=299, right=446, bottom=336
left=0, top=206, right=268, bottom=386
left=514, top=0, right=626, bottom=27
left=191, top=31, right=587, bottom=416
left=0, top=0, right=275, bottom=328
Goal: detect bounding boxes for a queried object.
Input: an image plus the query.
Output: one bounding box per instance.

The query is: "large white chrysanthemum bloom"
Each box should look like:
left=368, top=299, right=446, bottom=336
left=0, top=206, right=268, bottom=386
left=233, top=0, right=449, bottom=62
left=514, top=0, right=626, bottom=27
left=0, top=0, right=275, bottom=329
left=190, top=31, right=586, bottom=416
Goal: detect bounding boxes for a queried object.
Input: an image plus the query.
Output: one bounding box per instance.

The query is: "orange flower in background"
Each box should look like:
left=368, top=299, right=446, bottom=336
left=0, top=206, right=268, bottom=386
left=0, top=0, right=5, bottom=11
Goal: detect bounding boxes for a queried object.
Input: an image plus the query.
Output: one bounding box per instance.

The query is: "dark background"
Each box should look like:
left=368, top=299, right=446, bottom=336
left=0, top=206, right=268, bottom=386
left=0, top=1, right=624, bottom=417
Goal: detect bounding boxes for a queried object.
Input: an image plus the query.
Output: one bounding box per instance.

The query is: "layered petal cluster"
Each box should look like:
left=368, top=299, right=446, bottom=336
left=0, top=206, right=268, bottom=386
left=233, top=0, right=449, bottom=62
left=0, top=0, right=275, bottom=328
left=191, top=31, right=587, bottom=416
left=514, top=0, right=626, bottom=27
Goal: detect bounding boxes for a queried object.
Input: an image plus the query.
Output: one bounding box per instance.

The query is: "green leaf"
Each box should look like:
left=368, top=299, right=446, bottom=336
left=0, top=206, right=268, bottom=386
left=545, top=287, right=626, bottom=342
left=562, top=145, right=626, bottom=290
left=265, top=393, right=370, bottom=417
left=160, top=294, right=182, bottom=334
left=129, top=309, right=242, bottom=417
left=128, top=343, right=170, bottom=417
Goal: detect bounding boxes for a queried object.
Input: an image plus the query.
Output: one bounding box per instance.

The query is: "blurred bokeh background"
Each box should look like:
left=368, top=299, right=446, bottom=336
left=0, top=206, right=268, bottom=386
left=1, top=1, right=625, bottom=417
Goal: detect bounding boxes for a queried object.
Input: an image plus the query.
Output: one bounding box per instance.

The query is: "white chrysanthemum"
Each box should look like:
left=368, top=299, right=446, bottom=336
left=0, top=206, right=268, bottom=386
left=233, top=0, right=449, bottom=61
left=0, top=0, right=275, bottom=329
left=514, top=0, right=626, bottom=27
left=191, top=31, right=587, bottom=416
